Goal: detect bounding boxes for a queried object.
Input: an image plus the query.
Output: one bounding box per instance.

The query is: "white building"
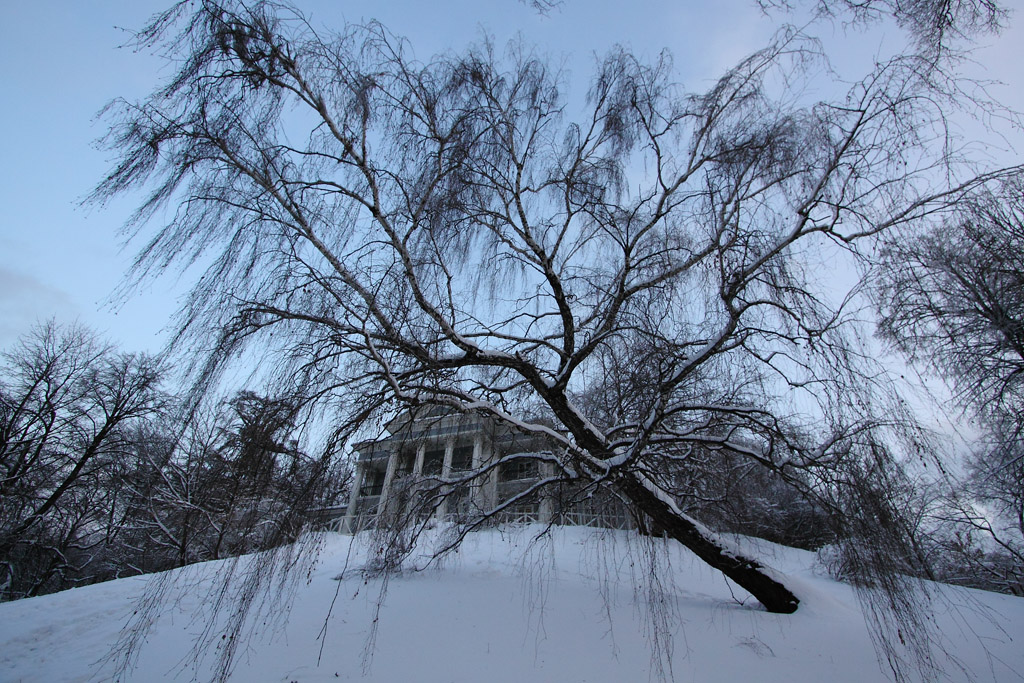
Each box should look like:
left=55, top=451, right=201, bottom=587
left=340, top=407, right=630, bottom=532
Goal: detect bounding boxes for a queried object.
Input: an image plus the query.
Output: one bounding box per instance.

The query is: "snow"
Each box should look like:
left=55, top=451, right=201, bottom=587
left=1, top=526, right=1022, bottom=682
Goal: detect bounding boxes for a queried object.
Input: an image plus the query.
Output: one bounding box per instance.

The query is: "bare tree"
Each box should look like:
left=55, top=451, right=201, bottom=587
left=0, top=322, right=346, bottom=599
left=91, top=0, right=1019, bottom=674
left=878, top=176, right=1024, bottom=431
left=0, top=322, right=163, bottom=599
left=759, top=0, right=1006, bottom=57
left=115, top=390, right=345, bottom=572
left=876, top=175, right=1024, bottom=595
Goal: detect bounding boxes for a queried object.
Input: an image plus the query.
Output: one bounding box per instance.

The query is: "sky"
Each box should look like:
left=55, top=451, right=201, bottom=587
left=0, top=0, right=1021, bottom=355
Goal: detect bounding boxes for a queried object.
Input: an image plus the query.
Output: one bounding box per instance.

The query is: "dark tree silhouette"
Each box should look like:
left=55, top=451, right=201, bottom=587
left=760, top=0, right=1005, bottom=56
left=0, top=322, right=163, bottom=599
left=877, top=175, right=1024, bottom=595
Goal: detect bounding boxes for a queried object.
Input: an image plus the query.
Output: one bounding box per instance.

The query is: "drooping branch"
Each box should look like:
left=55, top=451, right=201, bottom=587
left=92, top=2, right=1018, bottom=638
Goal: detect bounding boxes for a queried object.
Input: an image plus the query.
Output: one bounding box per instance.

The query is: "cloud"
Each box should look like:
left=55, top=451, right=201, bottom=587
left=0, top=267, right=78, bottom=349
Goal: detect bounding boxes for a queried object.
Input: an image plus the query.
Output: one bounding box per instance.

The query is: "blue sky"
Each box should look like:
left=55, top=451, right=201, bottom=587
left=0, top=1, right=1020, bottom=354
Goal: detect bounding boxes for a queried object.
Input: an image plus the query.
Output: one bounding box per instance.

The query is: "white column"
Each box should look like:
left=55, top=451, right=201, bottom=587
left=470, top=435, right=483, bottom=469
left=469, top=435, right=483, bottom=511
left=437, top=438, right=456, bottom=518
left=341, top=461, right=364, bottom=533
left=442, top=438, right=455, bottom=476
left=539, top=461, right=554, bottom=524
left=485, top=442, right=498, bottom=512
left=379, top=451, right=399, bottom=513
left=413, top=443, right=426, bottom=477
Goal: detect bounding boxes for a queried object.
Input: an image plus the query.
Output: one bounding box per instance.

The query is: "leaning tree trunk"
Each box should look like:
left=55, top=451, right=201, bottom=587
left=614, top=472, right=800, bottom=614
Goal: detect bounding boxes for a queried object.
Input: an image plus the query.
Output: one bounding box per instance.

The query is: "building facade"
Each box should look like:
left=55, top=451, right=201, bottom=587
left=339, top=407, right=631, bottom=533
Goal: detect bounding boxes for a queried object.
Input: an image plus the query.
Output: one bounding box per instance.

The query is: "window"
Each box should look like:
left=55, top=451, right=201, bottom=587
left=422, top=449, right=444, bottom=476
left=499, top=458, right=538, bottom=481
left=360, top=467, right=386, bottom=496
left=395, top=451, right=415, bottom=477
left=451, top=445, right=474, bottom=472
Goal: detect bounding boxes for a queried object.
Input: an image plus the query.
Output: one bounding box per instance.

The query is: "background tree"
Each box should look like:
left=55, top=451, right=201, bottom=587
left=760, top=0, right=1005, bottom=57
left=117, top=391, right=346, bottom=572
left=92, top=0, right=1019, bottom=676
left=876, top=175, right=1024, bottom=595
left=0, top=322, right=345, bottom=599
left=0, top=322, right=163, bottom=599
left=878, top=176, right=1024, bottom=436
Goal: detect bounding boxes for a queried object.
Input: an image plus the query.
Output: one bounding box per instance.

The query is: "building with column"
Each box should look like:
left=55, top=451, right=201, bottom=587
left=339, top=407, right=631, bottom=533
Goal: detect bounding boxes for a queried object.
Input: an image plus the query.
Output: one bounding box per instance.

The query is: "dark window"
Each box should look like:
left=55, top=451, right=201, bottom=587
left=361, top=468, right=386, bottom=496
left=423, top=449, right=444, bottom=476
left=395, top=451, right=415, bottom=477
left=499, top=458, right=538, bottom=481
left=451, top=445, right=474, bottom=472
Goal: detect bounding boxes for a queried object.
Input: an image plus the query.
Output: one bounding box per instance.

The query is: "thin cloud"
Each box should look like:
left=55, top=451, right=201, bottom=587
left=0, top=267, right=78, bottom=348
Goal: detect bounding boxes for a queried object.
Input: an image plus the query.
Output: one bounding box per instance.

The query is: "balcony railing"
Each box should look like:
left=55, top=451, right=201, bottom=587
left=335, top=506, right=632, bottom=533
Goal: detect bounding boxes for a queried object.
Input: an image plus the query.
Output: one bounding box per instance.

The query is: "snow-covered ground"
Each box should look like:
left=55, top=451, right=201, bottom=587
left=1, top=526, right=1022, bottom=682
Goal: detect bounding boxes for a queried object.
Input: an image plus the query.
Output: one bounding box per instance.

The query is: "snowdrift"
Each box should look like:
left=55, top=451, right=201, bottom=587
left=1, top=526, right=1021, bottom=682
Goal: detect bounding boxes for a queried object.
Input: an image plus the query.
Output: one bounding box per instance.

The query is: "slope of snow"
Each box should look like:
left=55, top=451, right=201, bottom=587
left=1, top=526, right=1022, bottom=682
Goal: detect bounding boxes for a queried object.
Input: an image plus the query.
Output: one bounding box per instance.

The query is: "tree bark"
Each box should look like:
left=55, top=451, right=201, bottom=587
left=615, top=472, right=800, bottom=614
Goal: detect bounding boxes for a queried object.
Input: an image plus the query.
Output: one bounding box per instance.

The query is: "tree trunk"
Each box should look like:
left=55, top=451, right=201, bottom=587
left=615, top=472, right=800, bottom=614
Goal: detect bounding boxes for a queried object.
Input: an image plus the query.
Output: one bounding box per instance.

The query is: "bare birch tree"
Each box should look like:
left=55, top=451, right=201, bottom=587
left=93, top=0, right=1018, bottom=638
left=760, top=0, right=1006, bottom=57
left=877, top=175, right=1024, bottom=595
left=115, top=390, right=344, bottom=573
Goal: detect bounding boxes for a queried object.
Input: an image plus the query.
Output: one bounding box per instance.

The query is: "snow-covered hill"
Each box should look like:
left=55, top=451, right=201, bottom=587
left=1, top=526, right=1021, bottom=682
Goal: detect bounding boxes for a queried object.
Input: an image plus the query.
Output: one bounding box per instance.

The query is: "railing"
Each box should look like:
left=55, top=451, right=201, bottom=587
left=491, top=508, right=542, bottom=525
left=332, top=506, right=633, bottom=533
left=554, top=509, right=632, bottom=530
